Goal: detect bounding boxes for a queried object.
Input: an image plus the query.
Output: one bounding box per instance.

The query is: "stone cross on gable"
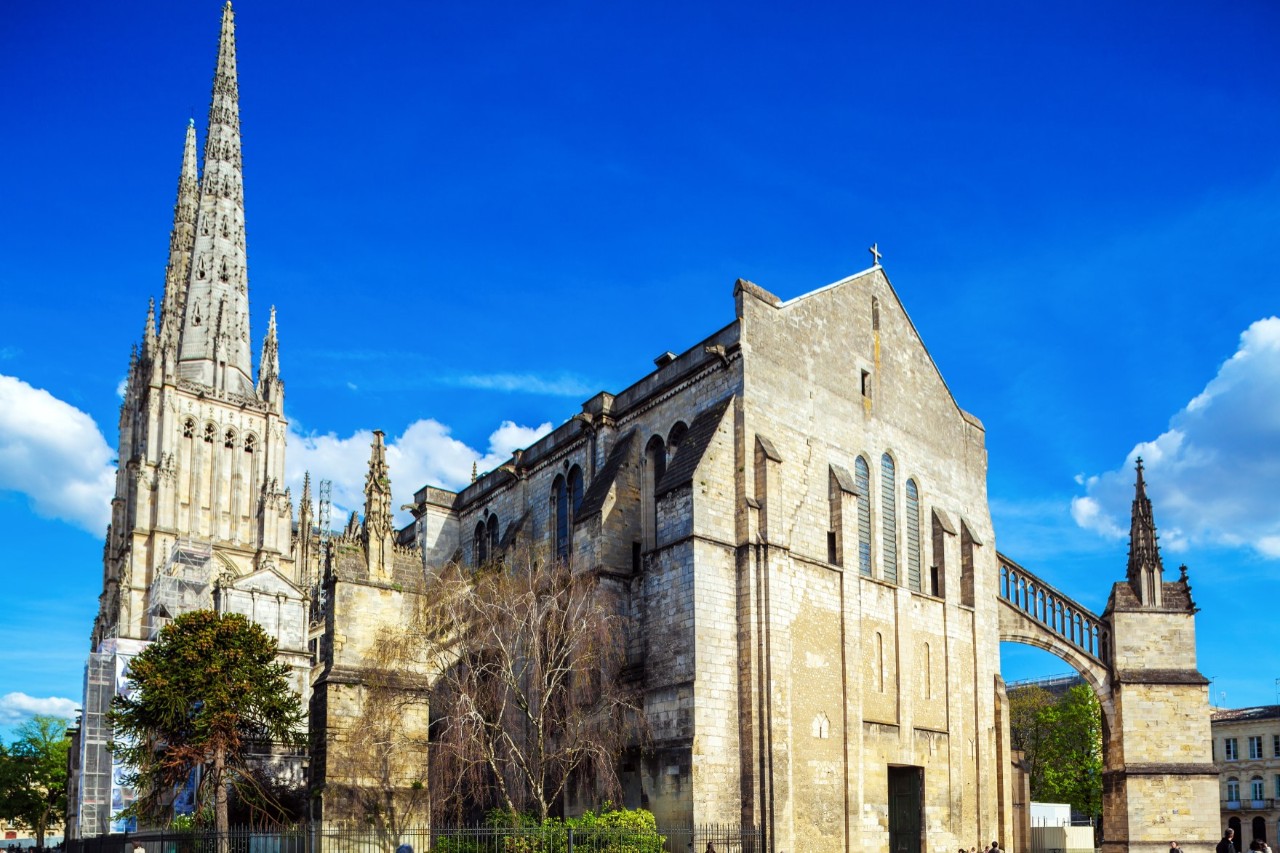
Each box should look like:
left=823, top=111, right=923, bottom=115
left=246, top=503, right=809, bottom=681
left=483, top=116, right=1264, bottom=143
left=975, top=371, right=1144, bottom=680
left=869, top=243, right=882, bottom=266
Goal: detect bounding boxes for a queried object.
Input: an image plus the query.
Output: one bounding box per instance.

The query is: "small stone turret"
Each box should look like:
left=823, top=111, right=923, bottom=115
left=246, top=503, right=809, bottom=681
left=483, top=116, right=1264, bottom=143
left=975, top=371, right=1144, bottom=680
left=362, top=431, right=396, bottom=580
left=257, top=306, right=284, bottom=410
left=159, top=120, right=200, bottom=354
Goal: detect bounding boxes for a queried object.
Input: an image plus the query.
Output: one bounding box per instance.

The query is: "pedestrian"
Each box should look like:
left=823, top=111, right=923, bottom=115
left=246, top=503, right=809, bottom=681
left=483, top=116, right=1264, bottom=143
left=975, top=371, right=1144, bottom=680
left=991, top=841, right=1002, bottom=853
left=1170, top=841, right=1180, bottom=853
left=131, top=841, right=145, bottom=853
left=705, top=843, right=717, bottom=853
left=1218, top=828, right=1236, bottom=853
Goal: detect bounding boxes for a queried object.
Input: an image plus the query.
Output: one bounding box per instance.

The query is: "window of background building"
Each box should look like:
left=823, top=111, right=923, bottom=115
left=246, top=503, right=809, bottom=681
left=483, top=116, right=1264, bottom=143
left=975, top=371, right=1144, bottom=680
left=1226, top=778, right=1239, bottom=801
left=1250, top=776, right=1264, bottom=801
left=1273, top=734, right=1280, bottom=757
left=1249, top=736, right=1263, bottom=759
left=1225, top=738, right=1239, bottom=761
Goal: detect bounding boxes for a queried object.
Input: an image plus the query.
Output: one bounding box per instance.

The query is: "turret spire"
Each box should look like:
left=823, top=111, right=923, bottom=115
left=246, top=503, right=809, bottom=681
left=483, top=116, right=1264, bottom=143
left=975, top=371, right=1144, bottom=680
left=257, top=305, right=284, bottom=409
left=142, top=298, right=156, bottom=358
left=178, top=2, right=255, bottom=395
left=363, top=430, right=396, bottom=580
left=1126, top=457, right=1165, bottom=607
left=159, top=120, right=200, bottom=350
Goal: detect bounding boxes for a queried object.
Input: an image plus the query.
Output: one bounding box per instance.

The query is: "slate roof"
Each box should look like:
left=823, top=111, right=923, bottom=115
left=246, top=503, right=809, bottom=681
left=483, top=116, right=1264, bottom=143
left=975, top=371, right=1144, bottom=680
left=575, top=429, right=637, bottom=521
left=656, top=395, right=734, bottom=498
left=1211, top=705, right=1280, bottom=723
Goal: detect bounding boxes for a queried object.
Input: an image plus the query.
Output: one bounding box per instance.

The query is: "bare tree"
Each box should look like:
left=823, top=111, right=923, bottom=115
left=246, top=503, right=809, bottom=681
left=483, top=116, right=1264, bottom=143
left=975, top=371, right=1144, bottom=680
left=375, top=546, right=644, bottom=824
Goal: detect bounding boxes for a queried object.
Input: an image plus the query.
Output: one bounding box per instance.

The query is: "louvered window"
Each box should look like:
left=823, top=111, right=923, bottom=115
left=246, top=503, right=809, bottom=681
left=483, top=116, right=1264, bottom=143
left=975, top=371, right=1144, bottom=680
left=881, top=453, right=897, bottom=583
left=906, top=479, right=921, bottom=591
left=855, top=456, right=872, bottom=576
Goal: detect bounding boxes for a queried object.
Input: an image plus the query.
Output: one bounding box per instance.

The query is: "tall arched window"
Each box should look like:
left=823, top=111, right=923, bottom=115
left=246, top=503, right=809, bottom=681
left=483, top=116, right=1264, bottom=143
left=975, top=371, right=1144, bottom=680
left=905, top=478, right=921, bottom=591
left=568, top=465, right=585, bottom=520
left=552, top=474, right=569, bottom=559
left=487, top=515, right=500, bottom=560
left=855, top=456, right=872, bottom=576
left=1226, top=778, right=1240, bottom=801
left=881, top=453, right=898, bottom=583
left=1252, top=777, right=1265, bottom=801
left=875, top=631, right=885, bottom=692
left=474, top=520, right=488, bottom=567
left=644, top=436, right=666, bottom=549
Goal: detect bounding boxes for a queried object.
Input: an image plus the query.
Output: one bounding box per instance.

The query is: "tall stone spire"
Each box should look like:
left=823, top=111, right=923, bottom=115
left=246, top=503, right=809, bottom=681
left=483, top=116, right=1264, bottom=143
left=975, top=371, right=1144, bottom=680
left=363, top=430, right=396, bottom=580
left=178, top=1, right=254, bottom=395
left=1126, top=457, right=1164, bottom=607
left=159, top=120, right=200, bottom=351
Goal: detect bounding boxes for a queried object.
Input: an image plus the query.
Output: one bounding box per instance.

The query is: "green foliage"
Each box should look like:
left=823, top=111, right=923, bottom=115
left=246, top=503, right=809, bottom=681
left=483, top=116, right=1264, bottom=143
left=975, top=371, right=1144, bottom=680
left=108, top=610, right=305, bottom=831
left=466, top=807, right=663, bottom=853
left=1009, top=683, right=1102, bottom=819
left=0, top=715, right=71, bottom=847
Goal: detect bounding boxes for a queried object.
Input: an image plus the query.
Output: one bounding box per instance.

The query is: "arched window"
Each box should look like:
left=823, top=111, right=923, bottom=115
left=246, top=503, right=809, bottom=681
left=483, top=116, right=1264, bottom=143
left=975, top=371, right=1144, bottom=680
left=203, top=422, right=216, bottom=443
left=905, top=478, right=921, bottom=591
left=474, top=520, right=488, bottom=567
left=1226, top=778, right=1240, bottom=801
left=182, top=418, right=195, bottom=439
left=855, top=456, right=872, bottom=576
left=1252, top=777, right=1265, bottom=801
left=667, top=422, right=688, bottom=459
left=568, top=465, right=585, bottom=520
left=881, top=453, right=898, bottom=583
left=487, top=515, right=500, bottom=560
left=874, top=631, right=885, bottom=693
left=552, top=475, right=569, bottom=559
left=224, top=428, right=237, bottom=449
left=243, top=433, right=256, bottom=453
left=644, top=436, right=666, bottom=549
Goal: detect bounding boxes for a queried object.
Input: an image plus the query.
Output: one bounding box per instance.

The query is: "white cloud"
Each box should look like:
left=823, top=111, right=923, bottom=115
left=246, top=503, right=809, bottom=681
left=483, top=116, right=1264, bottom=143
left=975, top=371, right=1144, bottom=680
left=286, top=418, right=553, bottom=528
left=448, top=372, right=594, bottom=397
left=0, top=692, right=79, bottom=726
left=1072, top=317, right=1280, bottom=559
left=0, top=374, right=115, bottom=534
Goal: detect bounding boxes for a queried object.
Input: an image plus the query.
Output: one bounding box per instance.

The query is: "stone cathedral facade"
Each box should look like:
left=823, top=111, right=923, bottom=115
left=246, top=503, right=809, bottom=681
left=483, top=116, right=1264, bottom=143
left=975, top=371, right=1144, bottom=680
left=75, top=4, right=1017, bottom=851
left=402, top=276, right=1011, bottom=852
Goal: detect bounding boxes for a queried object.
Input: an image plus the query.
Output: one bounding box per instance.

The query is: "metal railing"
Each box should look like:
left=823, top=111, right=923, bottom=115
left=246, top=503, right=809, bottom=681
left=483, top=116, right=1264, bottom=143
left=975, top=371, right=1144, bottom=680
left=68, top=823, right=763, bottom=853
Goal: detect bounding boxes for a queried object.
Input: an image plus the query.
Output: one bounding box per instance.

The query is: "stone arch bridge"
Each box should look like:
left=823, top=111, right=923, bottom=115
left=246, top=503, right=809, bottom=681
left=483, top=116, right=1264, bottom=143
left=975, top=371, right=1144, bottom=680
left=993, top=463, right=1219, bottom=853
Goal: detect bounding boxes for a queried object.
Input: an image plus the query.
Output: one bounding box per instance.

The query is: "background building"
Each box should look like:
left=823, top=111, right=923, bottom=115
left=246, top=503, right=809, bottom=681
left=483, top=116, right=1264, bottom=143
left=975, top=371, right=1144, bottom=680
left=1212, top=705, right=1280, bottom=848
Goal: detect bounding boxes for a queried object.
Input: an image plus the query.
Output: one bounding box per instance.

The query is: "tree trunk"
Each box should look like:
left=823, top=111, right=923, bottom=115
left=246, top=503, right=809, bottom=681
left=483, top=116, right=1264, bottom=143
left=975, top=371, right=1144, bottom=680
left=214, top=746, right=229, bottom=853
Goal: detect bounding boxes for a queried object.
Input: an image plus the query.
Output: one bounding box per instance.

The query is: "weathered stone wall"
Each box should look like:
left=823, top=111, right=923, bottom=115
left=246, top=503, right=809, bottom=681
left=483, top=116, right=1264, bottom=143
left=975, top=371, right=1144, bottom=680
left=734, top=268, right=1005, bottom=853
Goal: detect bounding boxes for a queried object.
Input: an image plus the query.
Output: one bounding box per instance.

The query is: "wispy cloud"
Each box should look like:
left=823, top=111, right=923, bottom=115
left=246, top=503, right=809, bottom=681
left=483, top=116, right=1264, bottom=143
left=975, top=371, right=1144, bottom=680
left=447, top=372, right=595, bottom=397
left=0, top=346, right=18, bottom=360
left=0, top=692, right=79, bottom=726
left=1071, top=317, right=1280, bottom=559
left=285, top=418, right=553, bottom=527
left=0, top=374, right=115, bottom=534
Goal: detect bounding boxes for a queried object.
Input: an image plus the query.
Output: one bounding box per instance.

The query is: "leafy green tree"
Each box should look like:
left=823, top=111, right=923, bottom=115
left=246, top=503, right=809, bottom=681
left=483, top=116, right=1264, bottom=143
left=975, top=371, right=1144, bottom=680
left=1037, top=685, right=1103, bottom=819
left=108, top=610, right=304, bottom=835
left=0, top=715, right=71, bottom=847
left=1009, top=683, right=1102, bottom=821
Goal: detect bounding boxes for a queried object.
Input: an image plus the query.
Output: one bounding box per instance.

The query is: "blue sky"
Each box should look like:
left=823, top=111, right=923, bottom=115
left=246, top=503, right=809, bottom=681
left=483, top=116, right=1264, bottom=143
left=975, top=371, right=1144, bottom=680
left=1, top=0, right=1278, bottom=732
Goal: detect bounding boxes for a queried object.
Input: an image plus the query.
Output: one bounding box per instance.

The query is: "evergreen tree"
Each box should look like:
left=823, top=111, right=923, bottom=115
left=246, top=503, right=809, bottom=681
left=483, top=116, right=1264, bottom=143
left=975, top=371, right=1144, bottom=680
left=108, top=610, right=304, bottom=835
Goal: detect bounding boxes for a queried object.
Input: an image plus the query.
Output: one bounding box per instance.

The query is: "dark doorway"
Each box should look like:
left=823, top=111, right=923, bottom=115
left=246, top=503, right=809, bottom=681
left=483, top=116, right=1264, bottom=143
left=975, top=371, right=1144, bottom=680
left=1229, top=817, right=1243, bottom=851
left=889, top=766, right=923, bottom=853
left=1252, top=816, right=1266, bottom=843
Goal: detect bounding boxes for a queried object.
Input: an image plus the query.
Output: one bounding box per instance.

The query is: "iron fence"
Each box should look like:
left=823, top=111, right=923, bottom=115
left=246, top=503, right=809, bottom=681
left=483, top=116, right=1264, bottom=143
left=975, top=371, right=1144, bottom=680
left=69, top=823, right=763, bottom=853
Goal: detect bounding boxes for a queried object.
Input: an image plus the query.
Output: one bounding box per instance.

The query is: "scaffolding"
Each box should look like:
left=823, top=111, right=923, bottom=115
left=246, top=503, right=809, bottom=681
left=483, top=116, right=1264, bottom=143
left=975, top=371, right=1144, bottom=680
left=77, top=650, right=113, bottom=837
left=146, top=539, right=215, bottom=639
